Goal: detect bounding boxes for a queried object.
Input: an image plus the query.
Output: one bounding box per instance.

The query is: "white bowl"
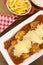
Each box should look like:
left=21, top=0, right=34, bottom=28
left=6, top=0, right=32, bottom=16
left=31, top=0, right=43, bottom=9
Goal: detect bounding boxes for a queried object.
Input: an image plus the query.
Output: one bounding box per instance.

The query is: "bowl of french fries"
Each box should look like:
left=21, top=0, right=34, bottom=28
left=6, top=0, right=32, bottom=16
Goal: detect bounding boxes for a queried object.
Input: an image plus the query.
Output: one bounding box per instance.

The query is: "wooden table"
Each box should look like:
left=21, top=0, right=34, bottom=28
left=0, top=0, right=43, bottom=65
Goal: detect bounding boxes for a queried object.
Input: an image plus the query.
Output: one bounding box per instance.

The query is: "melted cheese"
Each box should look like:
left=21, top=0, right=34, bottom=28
left=14, top=40, right=31, bottom=57
left=14, top=23, right=43, bottom=57
left=24, top=23, right=43, bottom=44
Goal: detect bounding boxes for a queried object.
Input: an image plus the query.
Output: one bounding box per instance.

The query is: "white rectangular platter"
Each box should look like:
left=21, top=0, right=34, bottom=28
left=0, top=10, right=43, bottom=65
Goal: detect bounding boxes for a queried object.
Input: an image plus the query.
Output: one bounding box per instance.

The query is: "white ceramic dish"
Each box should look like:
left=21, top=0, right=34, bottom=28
left=0, top=11, right=43, bottom=65
left=31, top=0, right=43, bottom=9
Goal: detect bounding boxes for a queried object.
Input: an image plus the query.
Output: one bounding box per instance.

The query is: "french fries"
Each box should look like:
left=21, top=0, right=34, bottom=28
left=7, top=0, right=31, bottom=15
